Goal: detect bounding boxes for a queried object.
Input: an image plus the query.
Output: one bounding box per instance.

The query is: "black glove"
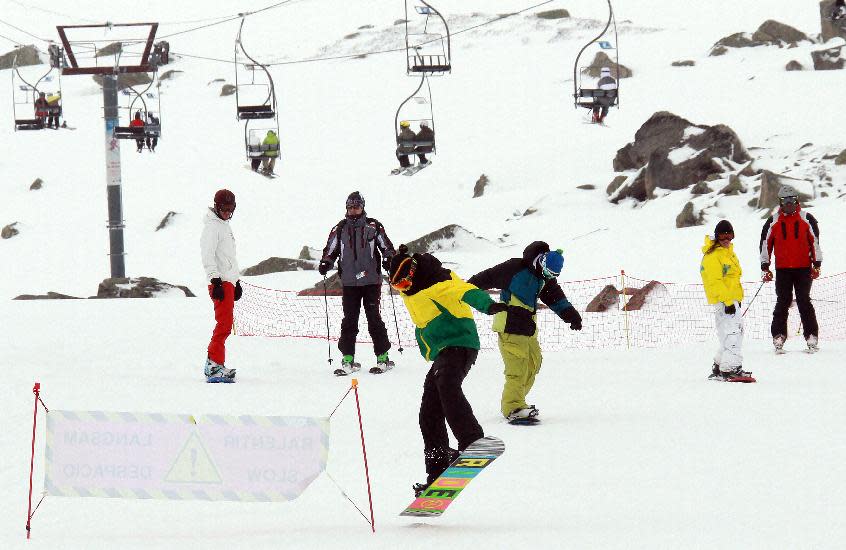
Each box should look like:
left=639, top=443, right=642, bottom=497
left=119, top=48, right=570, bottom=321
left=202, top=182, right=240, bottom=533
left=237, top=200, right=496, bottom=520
left=724, top=303, right=736, bottom=315
left=210, top=277, right=224, bottom=301
left=487, top=302, right=508, bottom=315
left=318, top=260, right=332, bottom=276
left=560, top=307, right=582, bottom=331
left=234, top=280, right=243, bottom=301
left=760, top=262, right=770, bottom=272
left=382, top=256, right=392, bottom=273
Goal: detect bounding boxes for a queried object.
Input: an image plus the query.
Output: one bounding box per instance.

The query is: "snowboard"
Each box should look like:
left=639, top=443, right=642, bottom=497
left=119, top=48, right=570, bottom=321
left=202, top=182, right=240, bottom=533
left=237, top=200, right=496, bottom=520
left=509, top=416, right=540, bottom=425
left=708, top=372, right=756, bottom=383
left=244, top=165, right=278, bottom=178
left=402, top=162, right=431, bottom=176
left=400, top=435, right=504, bottom=518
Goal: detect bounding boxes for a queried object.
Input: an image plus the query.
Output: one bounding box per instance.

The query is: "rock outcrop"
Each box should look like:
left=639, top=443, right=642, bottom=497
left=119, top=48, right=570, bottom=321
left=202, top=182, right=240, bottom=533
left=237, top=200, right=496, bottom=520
left=2, top=222, right=20, bottom=239
left=582, top=51, right=632, bottom=78
left=710, top=20, right=810, bottom=56
left=610, top=112, right=749, bottom=203
left=94, top=277, right=194, bottom=298
left=0, top=45, right=41, bottom=69
left=811, top=45, right=844, bottom=70
left=473, top=174, right=489, bottom=198
left=820, top=0, right=846, bottom=42
left=241, top=257, right=317, bottom=276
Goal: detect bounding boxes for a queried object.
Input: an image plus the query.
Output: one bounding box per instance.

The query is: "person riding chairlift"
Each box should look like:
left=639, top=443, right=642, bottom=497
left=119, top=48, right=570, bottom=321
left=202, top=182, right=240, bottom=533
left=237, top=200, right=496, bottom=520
left=129, top=111, right=145, bottom=153
left=396, top=120, right=416, bottom=169
left=592, top=67, right=617, bottom=124
left=831, top=0, right=846, bottom=20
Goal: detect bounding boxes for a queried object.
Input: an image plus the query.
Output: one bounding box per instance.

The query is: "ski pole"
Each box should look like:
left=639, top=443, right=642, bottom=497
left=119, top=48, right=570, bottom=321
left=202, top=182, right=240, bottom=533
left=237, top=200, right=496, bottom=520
left=322, top=275, right=333, bottom=365
left=742, top=281, right=766, bottom=318
left=388, top=285, right=404, bottom=354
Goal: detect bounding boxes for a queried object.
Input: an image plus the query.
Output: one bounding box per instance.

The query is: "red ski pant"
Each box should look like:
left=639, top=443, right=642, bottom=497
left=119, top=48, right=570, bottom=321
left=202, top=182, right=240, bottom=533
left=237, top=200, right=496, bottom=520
left=207, top=281, right=235, bottom=365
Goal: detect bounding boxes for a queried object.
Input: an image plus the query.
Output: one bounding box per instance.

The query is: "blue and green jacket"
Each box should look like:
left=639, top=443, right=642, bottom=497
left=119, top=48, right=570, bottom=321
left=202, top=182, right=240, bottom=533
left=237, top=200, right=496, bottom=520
left=467, top=241, right=576, bottom=336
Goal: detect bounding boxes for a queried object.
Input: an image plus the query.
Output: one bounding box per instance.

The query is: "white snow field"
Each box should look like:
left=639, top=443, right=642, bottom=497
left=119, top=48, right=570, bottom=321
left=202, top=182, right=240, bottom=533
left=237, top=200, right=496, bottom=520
left=1, top=0, right=845, bottom=548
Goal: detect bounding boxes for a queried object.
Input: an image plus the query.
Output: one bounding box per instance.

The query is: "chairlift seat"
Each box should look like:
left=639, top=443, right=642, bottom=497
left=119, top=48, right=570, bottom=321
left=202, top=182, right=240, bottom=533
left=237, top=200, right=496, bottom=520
left=15, top=118, right=44, bottom=131
left=247, top=143, right=280, bottom=158
left=411, top=64, right=451, bottom=73
left=575, top=88, right=618, bottom=107
left=113, top=126, right=145, bottom=139
left=237, top=105, right=275, bottom=120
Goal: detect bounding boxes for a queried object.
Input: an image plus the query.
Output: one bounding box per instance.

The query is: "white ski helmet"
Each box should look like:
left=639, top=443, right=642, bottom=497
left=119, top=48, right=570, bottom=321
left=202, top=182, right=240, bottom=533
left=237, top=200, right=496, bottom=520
left=777, top=184, right=799, bottom=199
left=420, top=120, right=430, bottom=129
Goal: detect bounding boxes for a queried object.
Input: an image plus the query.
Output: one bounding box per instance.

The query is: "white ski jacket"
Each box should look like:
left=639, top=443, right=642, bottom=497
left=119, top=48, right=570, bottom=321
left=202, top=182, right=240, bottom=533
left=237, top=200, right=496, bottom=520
left=200, top=208, right=240, bottom=283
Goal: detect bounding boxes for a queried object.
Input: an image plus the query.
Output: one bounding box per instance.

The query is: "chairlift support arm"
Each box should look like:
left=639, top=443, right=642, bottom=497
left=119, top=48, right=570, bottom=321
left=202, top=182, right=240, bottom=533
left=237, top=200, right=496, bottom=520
left=572, top=0, right=620, bottom=108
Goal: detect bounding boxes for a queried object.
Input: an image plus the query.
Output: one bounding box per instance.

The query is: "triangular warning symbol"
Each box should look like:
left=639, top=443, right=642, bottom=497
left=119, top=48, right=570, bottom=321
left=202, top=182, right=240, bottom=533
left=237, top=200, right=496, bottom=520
left=165, top=431, right=222, bottom=484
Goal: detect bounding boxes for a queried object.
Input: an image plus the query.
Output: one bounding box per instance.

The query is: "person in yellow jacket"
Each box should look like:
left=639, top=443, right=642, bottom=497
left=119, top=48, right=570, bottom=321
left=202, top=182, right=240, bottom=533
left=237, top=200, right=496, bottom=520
left=261, top=130, right=280, bottom=174
left=388, top=244, right=506, bottom=497
left=700, top=220, right=754, bottom=382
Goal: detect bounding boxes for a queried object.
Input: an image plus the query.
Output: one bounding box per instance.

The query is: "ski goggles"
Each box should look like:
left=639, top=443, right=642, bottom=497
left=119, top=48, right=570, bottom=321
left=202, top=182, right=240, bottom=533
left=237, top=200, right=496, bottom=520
left=346, top=199, right=364, bottom=209
left=218, top=204, right=236, bottom=213
left=780, top=196, right=798, bottom=205
left=717, top=232, right=734, bottom=242
left=389, top=257, right=416, bottom=292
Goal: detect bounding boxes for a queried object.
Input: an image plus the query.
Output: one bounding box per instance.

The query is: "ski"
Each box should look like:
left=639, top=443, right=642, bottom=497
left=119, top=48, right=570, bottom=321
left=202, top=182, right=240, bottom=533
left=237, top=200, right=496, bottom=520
left=244, top=165, right=278, bottom=178
left=400, top=435, right=504, bottom=518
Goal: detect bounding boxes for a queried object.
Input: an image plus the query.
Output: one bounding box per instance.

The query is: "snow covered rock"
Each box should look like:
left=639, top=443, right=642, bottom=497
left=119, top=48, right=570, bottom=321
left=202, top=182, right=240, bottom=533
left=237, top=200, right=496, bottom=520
left=582, top=51, right=632, bottom=78
left=473, top=174, right=490, bottom=198
left=2, top=222, right=19, bottom=239
left=242, top=257, right=317, bottom=276
left=30, top=178, right=43, bottom=190
left=835, top=148, right=846, bottom=165
left=756, top=171, right=813, bottom=209
left=821, top=0, right=846, bottom=42
left=0, top=45, right=40, bottom=69
left=611, top=112, right=749, bottom=203
left=785, top=60, right=804, bottom=71
left=536, top=9, right=570, bottom=20
left=155, top=211, right=178, bottom=231
left=14, top=291, right=81, bottom=300
left=586, top=285, right=619, bottom=312
left=93, top=277, right=195, bottom=298
left=811, top=45, right=845, bottom=70
left=675, top=201, right=705, bottom=228
left=711, top=20, right=809, bottom=56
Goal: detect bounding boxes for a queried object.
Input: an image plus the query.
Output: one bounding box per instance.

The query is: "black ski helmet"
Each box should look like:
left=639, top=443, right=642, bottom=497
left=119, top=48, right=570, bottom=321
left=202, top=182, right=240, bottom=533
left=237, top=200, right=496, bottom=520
left=346, top=191, right=365, bottom=209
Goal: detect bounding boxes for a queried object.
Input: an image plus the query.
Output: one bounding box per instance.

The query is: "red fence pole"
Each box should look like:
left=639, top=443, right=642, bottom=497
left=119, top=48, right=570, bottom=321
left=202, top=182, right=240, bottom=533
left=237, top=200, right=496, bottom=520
left=26, top=382, right=41, bottom=539
left=351, top=379, right=376, bottom=533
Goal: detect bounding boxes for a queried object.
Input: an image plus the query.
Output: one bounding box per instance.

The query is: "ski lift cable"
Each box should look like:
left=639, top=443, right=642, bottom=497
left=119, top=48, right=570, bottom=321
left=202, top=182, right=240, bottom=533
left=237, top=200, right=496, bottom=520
left=0, top=16, right=49, bottom=43
left=157, top=0, right=297, bottom=39
left=79, top=0, right=554, bottom=69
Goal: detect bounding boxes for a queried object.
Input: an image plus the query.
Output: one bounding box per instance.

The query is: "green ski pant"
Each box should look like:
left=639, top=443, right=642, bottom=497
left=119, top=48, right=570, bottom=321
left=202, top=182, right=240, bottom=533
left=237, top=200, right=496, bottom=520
left=498, top=332, right=542, bottom=417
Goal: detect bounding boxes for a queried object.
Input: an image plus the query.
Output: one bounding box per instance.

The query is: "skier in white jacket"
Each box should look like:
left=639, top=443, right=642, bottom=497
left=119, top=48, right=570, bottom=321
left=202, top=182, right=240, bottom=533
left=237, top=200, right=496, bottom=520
left=200, top=189, right=241, bottom=382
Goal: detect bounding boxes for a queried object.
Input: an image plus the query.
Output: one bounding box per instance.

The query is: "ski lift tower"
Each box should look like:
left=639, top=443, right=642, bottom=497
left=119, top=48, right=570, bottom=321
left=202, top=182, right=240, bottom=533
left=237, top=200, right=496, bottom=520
left=56, top=22, right=159, bottom=278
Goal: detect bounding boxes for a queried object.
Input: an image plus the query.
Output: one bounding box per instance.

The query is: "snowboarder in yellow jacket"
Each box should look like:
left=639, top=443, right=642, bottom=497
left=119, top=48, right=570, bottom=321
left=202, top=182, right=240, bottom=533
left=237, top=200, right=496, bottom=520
left=388, top=244, right=506, bottom=497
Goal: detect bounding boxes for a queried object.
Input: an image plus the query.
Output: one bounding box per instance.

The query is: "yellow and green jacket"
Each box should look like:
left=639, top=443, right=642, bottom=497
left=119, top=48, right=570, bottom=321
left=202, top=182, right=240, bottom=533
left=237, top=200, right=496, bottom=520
left=399, top=254, right=495, bottom=361
left=700, top=235, right=743, bottom=305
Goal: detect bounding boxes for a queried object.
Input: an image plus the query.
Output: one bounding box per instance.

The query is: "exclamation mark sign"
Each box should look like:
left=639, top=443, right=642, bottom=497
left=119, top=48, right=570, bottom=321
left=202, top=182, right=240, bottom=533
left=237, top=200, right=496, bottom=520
left=190, top=448, right=197, bottom=479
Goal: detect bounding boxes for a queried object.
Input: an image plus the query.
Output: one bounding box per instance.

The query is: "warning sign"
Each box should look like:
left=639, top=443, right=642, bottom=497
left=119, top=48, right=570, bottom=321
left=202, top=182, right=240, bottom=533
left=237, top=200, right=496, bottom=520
left=164, top=431, right=222, bottom=484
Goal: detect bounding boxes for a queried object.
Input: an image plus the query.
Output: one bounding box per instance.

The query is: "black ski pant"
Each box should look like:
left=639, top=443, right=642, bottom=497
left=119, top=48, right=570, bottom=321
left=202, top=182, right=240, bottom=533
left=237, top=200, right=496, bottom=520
left=338, top=284, right=390, bottom=357
left=419, top=347, right=484, bottom=483
left=771, top=267, right=818, bottom=339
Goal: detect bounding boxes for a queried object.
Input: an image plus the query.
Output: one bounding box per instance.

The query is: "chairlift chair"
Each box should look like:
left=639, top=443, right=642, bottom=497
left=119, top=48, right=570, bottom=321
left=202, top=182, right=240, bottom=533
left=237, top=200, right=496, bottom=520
left=572, top=0, right=621, bottom=111
left=404, top=1, right=451, bottom=75
left=12, top=52, right=65, bottom=131
left=113, top=71, right=162, bottom=141
left=234, top=19, right=277, bottom=121
left=394, top=75, right=436, bottom=165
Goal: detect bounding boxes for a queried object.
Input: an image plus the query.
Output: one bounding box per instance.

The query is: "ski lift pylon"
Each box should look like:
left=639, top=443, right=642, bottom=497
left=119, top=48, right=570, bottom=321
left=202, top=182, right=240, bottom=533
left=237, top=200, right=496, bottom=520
left=572, top=0, right=620, bottom=111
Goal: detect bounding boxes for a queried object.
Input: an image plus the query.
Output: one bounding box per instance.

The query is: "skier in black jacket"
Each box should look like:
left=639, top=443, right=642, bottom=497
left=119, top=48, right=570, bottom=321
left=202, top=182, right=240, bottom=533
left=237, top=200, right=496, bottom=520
left=319, top=192, right=396, bottom=374
left=468, top=241, right=582, bottom=423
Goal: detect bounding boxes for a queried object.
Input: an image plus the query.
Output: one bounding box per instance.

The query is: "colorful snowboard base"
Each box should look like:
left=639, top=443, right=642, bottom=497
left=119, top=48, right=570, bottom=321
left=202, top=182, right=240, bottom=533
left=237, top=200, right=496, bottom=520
left=400, top=435, right=504, bottom=518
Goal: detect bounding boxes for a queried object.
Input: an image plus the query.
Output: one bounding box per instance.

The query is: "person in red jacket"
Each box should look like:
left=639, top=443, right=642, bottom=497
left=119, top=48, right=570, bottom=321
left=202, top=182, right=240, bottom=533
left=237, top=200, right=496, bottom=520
left=34, top=92, right=49, bottom=128
left=759, top=185, right=822, bottom=353
left=129, top=111, right=145, bottom=153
